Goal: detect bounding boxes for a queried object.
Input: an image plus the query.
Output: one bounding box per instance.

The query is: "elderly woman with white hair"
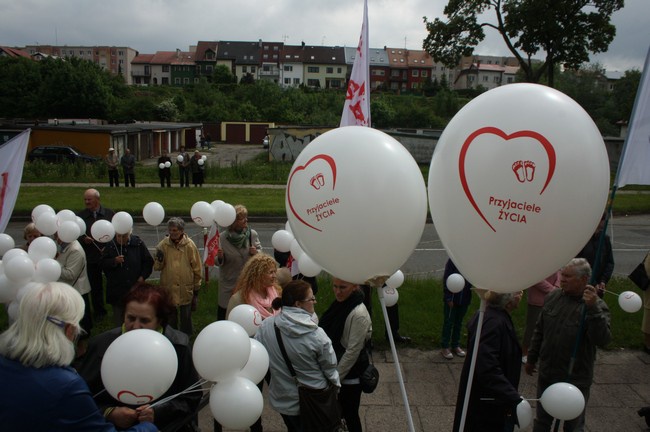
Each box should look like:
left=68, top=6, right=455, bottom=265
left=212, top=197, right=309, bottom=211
left=102, top=229, right=154, bottom=326
left=453, top=290, right=525, bottom=432
left=0, top=282, right=157, bottom=431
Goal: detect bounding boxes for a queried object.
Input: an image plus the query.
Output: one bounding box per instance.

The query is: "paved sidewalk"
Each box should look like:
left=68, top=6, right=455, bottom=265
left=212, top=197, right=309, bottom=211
left=199, top=348, right=650, bottom=431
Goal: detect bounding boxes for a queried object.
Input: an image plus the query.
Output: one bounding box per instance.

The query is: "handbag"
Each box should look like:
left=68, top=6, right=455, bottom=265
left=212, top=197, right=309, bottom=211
left=360, top=344, right=379, bottom=394
left=629, top=255, right=650, bottom=291
left=274, top=324, right=346, bottom=432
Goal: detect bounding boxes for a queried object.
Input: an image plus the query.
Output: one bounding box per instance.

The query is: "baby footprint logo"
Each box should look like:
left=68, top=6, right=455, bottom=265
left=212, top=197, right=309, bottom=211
left=512, top=160, right=536, bottom=183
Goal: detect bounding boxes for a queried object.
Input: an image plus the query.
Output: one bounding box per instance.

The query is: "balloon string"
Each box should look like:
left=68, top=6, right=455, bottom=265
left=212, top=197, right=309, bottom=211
left=147, top=379, right=208, bottom=409
left=602, top=289, right=620, bottom=297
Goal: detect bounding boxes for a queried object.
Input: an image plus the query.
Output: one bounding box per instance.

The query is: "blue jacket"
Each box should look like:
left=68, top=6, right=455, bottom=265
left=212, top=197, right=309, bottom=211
left=0, top=355, right=157, bottom=432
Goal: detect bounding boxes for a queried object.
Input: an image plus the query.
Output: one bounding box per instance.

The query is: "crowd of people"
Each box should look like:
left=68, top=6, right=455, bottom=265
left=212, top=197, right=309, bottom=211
left=1, top=184, right=641, bottom=432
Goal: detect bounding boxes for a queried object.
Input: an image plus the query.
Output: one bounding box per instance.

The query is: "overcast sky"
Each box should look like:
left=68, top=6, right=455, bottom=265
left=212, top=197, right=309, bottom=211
left=2, top=0, right=648, bottom=72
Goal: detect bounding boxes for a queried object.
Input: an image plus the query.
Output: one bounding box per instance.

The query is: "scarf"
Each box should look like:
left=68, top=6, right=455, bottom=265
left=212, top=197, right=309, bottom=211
left=226, top=227, right=250, bottom=249
left=248, top=285, right=280, bottom=319
left=319, top=289, right=364, bottom=361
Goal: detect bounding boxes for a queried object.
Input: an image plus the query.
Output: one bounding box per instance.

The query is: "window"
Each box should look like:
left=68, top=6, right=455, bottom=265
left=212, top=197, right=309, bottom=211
left=251, top=66, right=256, bottom=73
left=284, top=78, right=291, bottom=84
left=206, top=65, right=213, bottom=73
left=391, top=70, right=400, bottom=77
left=162, top=77, right=169, bottom=85
left=118, top=50, right=124, bottom=56
left=483, top=75, right=489, bottom=82
left=273, top=46, right=279, bottom=51
left=308, top=66, right=319, bottom=73
left=293, top=78, right=300, bottom=85
left=422, top=70, right=428, bottom=77
left=411, top=82, right=418, bottom=89
left=307, top=78, right=320, bottom=87
left=162, top=65, right=169, bottom=72
left=326, top=67, right=333, bottom=74
left=412, top=70, right=419, bottom=77
left=337, top=67, right=342, bottom=73
left=264, top=46, right=269, bottom=50
left=432, top=66, right=437, bottom=71
left=263, top=65, right=271, bottom=72
left=494, top=76, right=500, bottom=83
left=284, top=65, right=293, bottom=71
left=175, top=78, right=181, bottom=84
left=263, top=54, right=268, bottom=60
left=243, top=66, right=248, bottom=73
left=184, top=77, right=189, bottom=84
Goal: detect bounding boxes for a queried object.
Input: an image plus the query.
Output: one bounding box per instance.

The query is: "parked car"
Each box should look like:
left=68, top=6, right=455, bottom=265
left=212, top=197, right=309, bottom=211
left=27, top=146, right=99, bottom=163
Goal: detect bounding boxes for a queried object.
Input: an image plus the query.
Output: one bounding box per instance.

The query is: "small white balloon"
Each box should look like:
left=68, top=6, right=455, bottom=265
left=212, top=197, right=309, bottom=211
left=297, top=253, right=322, bottom=277
left=3, top=248, right=28, bottom=264
left=91, top=219, right=115, bottom=243
left=34, top=258, right=62, bottom=283
left=515, top=399, right=532, bottom=430
left=446, top=273, right=466, bottom=294
left=382, top=286, right=399, bottom=307
left=159, top=163, right=165, bottom=169
left=56, top=209, right=77, bottom=226
left=76, top=216, right=87, bottom=236
left=214, top=203, right=236, bottom=227
left=112, top=211, right=134, bottom=235
left=31, top=204, right=55, bottom=222
left=210, top=377, right=264, bottom=430
left=540, top=382, right=585, bottom=421
left=143, top=202, right=165, bottom=227
left=238, top=339, right=270, bottom=384
left=228, top=304, right=263, bottom=337
left=28, top=236, right=57, bottom=262
left=618, top=291, right=642, bottom=313
left=4, top=255, right=35, bottom=283
left=177, top=155, right=184, bottom=163
left=385, top=270, right=405, bottom=289
left=164, top=161, right=171, bottom=168
left=57, top=220, right=81, bottom=243
left=191, top=201, right=215, bottom=227
left=198, top=159, right=205, bottom=166
left=0, top=234, right=15, bottom=256
left=271, top=230, right=294, bottom=253
left=202, top=155, right=208, bottom=161
left=35, top=212, right=58, bottom=236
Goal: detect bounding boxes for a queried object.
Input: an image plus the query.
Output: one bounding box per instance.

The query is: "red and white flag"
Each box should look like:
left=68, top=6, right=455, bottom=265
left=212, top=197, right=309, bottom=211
left=203, top=223, right=220, bottom=266
left=0, top=129, right=30, bottom=232
left=615, top=46, right=650, bottom=187
left=340, top=0, right=370, bottom=127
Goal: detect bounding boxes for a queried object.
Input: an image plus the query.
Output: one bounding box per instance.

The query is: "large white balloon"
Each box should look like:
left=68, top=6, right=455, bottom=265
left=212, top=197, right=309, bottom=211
left=34, top=258, right=62, bottom=283
left=101, top=329, right=178, bottom=405
left=271, top=230, right=294, bottom=253
left=4, top=255, right=35, bottom=283
left=209, top=377, right=264, bottom=429
left=286, top=126, right=427, bottom=284
left=618, top=291, right=643, bottom=313
left=56, top=209, right=77, bottom=226
left=112, top=211, right=134, bottom=235
left=2, top=248, right=28, bottom=264
left=540, top=382, right=585, bottom=421
left=57, top=220, right=81, bottom=243
left=27, top=237, right=57, bottom=262
left=143, top=202, right=165, bottom=227
left=35, top=212, right=58, bottom=236
left=91, top=220, right=115, bottom=243
left=0, top=233, right=15, bottom=256
left=214, top=202, right=236, bottom=227
left=428, top=84, right=609, bottom=292
left=238, top=339, right=270, bottom=384
left=191, top=201, right=215, bottom=227
left=289, top=238, right=304, bottom=260
left=446, top=273, right=466, bottom=294
left=228, top=304, right=263, bottom=337
left=193, top=321, right=251, bottom=382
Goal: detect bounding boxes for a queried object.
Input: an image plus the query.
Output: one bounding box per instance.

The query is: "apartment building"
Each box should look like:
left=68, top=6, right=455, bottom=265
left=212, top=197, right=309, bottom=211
left=301, top=44, right=346, bottom=89
left=343, top=47, right=391, bottom=90
left=21, top=45, right=137, bottom=84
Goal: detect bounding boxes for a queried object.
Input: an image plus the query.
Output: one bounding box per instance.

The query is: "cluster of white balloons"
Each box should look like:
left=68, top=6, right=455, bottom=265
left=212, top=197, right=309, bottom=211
left=192, top=320, right=269, bottom=429
left=271, top=224, right=322, bottom=278
left=381, top=270, right=404, bottom=307
left=514, top=382, right=585, bottom=430
left=191, top=200, right=237, bottom=228
left=32, top=205, right=86, bottom=243
left=158, top=161, right=172, bottom=169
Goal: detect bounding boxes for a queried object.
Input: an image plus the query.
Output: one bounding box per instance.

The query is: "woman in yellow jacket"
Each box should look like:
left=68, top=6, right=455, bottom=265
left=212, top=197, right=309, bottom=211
left=154, top=217, right=202, bottom=336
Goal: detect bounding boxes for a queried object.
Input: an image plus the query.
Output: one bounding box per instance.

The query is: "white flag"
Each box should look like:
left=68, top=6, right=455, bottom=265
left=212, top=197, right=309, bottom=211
left=0, top=129, right=30, bottom=232
left=340, top=0, right=370, bottom=127
left=615, top=46, right=650, bottom=187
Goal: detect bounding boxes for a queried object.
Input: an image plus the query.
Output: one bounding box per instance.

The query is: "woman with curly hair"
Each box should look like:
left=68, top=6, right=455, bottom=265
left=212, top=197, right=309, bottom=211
left=227, top=253, right=282, bottom=319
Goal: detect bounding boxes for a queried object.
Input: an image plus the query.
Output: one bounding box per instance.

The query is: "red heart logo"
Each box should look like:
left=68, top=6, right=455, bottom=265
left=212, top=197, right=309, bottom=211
left=253, top=310, right=262, bottom=326
left=117, top=389, right=154, bottom=405
left=459, top=127, right=556, bottom=232
left=287, top=154, right=337, bottom=232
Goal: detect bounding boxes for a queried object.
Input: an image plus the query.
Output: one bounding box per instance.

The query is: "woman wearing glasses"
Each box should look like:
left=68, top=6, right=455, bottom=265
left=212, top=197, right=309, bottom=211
left=0, top=282, right=157, bottom=431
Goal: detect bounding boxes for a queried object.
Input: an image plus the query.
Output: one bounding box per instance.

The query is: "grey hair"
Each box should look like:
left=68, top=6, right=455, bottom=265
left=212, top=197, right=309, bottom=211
left=485, top=291, right=517, bottom=310
left=167, top=217, right=185, bottom=231
left=85, top=188, right=100, bottom=199
left=564, top=258, right=591, bottom=279
left=0, top=282, right=84, bottom=368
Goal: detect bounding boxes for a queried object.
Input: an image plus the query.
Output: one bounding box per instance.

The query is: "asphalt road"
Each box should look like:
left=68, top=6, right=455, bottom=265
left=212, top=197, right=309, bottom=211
left=5, top=214, right=650, bottom=282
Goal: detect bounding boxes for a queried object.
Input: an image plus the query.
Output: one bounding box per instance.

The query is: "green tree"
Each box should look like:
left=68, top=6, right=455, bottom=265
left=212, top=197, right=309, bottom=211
left=154, top=99, right=180, bottom=121
left=212, top=65, right=235, bottom=85
left=0, top=57, right=41, bottom=118
left=423, top=0, right=623, bottom=87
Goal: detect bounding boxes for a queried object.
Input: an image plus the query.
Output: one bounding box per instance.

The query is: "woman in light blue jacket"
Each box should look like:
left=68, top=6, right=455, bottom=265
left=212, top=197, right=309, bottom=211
left=255, top=280, right=339, bottom=431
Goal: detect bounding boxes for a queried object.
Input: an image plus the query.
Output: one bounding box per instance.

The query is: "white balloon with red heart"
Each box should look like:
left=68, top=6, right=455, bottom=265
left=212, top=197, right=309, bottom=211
left=428, top=84, right=609, bottom=293
left=100, top=329, right=178, bottom=405
left=228, top=304, right=263, bottom=337
left=285, top=126, right=427, bottom=284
